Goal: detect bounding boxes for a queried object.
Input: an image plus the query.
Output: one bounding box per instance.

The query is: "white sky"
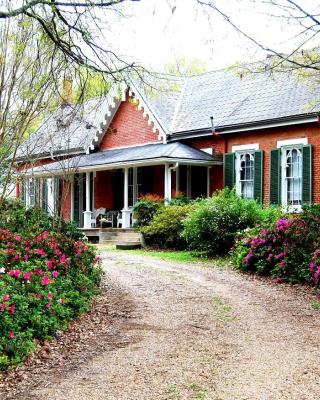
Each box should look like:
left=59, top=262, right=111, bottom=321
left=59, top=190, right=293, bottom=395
left=103, top=0, right=320, bottom=73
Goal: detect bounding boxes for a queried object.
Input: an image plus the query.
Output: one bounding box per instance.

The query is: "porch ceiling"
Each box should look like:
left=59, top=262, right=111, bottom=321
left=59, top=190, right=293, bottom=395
left=26, top=142, right=222, bottom=176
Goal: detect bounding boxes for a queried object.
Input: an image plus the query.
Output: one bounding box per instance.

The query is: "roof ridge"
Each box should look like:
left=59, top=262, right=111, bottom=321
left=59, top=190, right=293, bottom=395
left=169, top=77, right=188, bottom=133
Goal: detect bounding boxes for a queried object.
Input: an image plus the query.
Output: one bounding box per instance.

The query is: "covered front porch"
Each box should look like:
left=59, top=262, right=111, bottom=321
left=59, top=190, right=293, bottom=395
left=28, top=142, right=222, bottom=229
left=77, top=163, right=213, bottom=230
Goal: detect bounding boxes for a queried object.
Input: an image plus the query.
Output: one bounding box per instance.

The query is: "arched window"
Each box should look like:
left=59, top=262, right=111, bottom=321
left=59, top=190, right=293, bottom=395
left=284, top=147, right=302, bottom=206
left=237, top=152, right=254, bottom=199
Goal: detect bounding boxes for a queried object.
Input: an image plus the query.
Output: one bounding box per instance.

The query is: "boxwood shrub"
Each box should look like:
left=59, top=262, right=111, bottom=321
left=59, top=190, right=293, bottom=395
left=182, top=189, right=281, bottom=255
left=141, top=204, right=194, bottom=249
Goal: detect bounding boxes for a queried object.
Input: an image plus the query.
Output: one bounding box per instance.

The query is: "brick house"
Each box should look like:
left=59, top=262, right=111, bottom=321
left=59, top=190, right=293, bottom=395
left=16, top=68, right=320, bottom=230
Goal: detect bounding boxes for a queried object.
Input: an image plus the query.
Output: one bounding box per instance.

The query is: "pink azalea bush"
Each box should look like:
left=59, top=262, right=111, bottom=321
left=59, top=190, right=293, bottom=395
left=232, top=211, right=319, bottom=285
left=0, top=218, right=102, bottom=370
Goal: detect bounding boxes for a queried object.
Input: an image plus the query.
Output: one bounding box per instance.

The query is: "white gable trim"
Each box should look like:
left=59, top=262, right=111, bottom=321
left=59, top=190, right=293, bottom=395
left=86, top=82, right=168, bottom=154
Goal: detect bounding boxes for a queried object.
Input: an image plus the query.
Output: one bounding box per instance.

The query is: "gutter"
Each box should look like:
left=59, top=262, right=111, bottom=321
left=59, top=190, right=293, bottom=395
left=21, top=157, right=222, bottom=178
left=168, top=114, right=319, bottom=141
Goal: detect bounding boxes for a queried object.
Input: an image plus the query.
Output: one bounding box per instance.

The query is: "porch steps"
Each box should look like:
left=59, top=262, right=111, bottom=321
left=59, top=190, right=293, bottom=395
left=99, top=229, right=141, bottom=245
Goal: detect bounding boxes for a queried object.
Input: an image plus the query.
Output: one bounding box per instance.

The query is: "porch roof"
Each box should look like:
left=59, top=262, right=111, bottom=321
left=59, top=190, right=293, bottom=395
left=28, top=142, right=222, bottom=176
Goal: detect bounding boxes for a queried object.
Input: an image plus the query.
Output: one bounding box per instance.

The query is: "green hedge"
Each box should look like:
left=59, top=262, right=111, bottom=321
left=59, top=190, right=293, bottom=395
left=141, top=204, right=194, bottom=249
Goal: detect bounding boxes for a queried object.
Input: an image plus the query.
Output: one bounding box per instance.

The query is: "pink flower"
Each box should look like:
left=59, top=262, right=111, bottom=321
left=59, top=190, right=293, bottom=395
left=15, top=235, right=21, bottom=241
left=35, top=248, right=46, bottom=257
left=58, top=298, right=65, bottom=304
left=45, top=302, right=52, bottom=309
left=47, top=260, right=54, bottom=269
left=14, top=255, right=19, bottom=260
left=34, top=269, right=44, bottom=276
left=47, top=292, right=53, bottom=300
left=9, top=269, right=20, bottom=278
left=280, top=260, right=286, bottom=268
left=52, top=271, right=58, bottom=278
left=23, top=271, right=31, bottom=281
left=2, top=294, right=10, bottom=302
left=8, top=331, right=15, bottom=339
left=41, top=275, right=51, bottom=286
left=0, top=303, right=5, bottom=311
left=24, top=254, right=29, bottom=260
left=310, top=263, right=316, bottom=271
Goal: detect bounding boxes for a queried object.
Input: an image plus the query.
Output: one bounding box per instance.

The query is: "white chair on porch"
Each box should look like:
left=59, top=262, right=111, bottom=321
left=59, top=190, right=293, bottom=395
left=92, top=207, right=106, bottom=228
left=117, top=212, right=123, bottom=228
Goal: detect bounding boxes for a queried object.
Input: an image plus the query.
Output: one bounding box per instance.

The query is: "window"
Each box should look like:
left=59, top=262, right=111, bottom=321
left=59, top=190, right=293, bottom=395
left=237, top=152, right=254, bottom=199
left=128, top=167, right=142, bottom=207
left=282, top=147, right=302, bottom=207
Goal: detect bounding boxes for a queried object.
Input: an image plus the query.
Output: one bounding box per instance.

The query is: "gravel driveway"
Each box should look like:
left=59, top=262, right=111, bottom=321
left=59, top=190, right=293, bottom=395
left=2, top=250, right=320, bottom=400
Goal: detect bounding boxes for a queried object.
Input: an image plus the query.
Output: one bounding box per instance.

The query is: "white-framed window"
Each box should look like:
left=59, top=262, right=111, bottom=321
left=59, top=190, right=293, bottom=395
left=277, top=138, right=307, bottom=211
left=237, top=151, right=255, bottom=199
left=128, top=167, right=142, bottom=207
left=282, top=147, right=302, bottom=207
left=232, top=144, right=259, bottom=200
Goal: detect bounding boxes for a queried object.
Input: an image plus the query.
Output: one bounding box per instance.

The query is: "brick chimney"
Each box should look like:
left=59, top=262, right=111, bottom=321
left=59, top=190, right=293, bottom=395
left=62, top=75, right=72, bottom=104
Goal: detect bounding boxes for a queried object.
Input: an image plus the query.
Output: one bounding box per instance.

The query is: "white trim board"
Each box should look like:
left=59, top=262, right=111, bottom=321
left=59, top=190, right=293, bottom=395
left=277, top=138, right=308, bottom=148
left=232, top=143, right=259, bottom=152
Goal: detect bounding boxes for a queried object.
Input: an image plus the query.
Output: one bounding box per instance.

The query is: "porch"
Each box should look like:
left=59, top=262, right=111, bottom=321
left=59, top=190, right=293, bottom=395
left=28, top=142, right=222, bottom=229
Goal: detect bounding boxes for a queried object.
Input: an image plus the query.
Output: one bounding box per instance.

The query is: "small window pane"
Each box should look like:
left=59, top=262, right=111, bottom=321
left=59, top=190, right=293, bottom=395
left=238, top=152, right=254, bottom=199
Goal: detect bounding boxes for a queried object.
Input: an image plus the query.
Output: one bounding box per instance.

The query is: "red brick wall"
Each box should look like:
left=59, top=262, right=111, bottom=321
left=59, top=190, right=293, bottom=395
left=99, top=99, right=160, bottom=150
left=224, top=123, right=320, bottom=204
left=94, top=170, right=113, bottom=209
left=186, top=122, right=320, bottom=204
left=61, top=180, right=71, bottom=220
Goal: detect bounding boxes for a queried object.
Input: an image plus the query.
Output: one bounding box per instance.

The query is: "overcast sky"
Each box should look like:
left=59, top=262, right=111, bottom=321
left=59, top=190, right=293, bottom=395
left=102, top=0, right=319, bottom=73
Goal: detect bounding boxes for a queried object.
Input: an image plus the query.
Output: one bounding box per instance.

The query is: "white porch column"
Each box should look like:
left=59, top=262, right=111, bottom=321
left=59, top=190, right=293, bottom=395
left=207, top=166, right=211, bottom=198
left=164, top=163, right=172, bottom=204
left=83, top=172, right=92, bottom=228
left=122, top=167, right=131, bottom=228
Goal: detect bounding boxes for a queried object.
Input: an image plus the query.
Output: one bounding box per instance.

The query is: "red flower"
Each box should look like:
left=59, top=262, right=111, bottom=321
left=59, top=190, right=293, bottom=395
left=8, top=331, right=15, bottom=339
left=2, top=294, right=10, bottom=302
left=8, top=304, right=15, bottom=314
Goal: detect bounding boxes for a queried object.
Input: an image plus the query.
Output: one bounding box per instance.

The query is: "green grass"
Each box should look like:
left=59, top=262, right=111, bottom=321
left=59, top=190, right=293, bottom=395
left=212, top=296, right=237, bottom=322
left=97, top=244, right=231, bottom=268
left=311, top=299, right=320, bottom=310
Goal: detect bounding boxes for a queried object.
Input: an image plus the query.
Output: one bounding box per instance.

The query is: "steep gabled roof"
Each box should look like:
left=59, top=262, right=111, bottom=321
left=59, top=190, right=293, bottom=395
left=17, top=66, right=320, bottom=160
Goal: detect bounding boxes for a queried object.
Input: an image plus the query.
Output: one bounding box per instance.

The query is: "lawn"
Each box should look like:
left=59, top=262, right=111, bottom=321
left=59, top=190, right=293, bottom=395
left=96, top=244, right=231, bottom=269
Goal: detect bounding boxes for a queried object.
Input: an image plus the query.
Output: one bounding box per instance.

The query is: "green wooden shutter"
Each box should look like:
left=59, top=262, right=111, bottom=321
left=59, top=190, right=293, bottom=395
left=21, top=179, right=26, bottom=204
left=269, top=148, right=281, bottom=206
left=42, top=178, right=48, bottom=211
left=34, top=178, right=40, bottom=207
left=253, top=150, right=264, bottom=203
left=302, top=144, right=312, bottom=205
left=73, top=174, right=80, bottom=226
left=224, top=153, right=235, bottom=189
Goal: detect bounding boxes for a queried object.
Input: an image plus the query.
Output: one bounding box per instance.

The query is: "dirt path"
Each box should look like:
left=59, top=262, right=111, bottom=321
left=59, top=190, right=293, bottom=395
left=2, top=250, right=320, bottom=400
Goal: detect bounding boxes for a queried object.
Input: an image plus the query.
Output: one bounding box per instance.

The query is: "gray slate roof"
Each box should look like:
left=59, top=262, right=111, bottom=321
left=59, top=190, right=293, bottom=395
left=31, top=142, right=221, bottom=175
left=148, top=69, right=320, bottom=133
left=18, top=67, right=320, bottom=159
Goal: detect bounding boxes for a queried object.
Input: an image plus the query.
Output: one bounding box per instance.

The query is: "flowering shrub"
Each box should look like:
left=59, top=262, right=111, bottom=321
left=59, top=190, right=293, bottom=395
left=132, top=194, right=164, bottom=227
left=233, top=215, right=317, bottom=284
left=0, top=213, right=102, bottom=369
